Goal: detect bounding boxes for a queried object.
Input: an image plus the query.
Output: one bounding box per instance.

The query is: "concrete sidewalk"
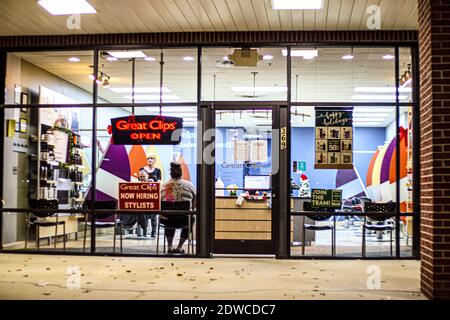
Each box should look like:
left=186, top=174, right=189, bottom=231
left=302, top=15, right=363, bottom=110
left=0, top=254, right=425, bottom=300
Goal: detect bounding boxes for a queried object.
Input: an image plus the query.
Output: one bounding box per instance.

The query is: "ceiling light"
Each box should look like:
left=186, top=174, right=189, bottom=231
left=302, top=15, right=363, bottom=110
left=353, top=122, right=382, bottom=126
left=263, top=55, right=274, bottom=60
left=282, top=49, right=318, bottom=59
left=88, top=73, right=95, bottom=80
left=124, top=95, right=180, bottom=100
left=111, top=87, right=170, bottom=93
left=342, top=55, right=354, bottom=60
left=272, top=0, right=323, bottom=10
left=353, top=113, right=390, bottom=118
left=351, top=95, right=407, bottom=101
left=144, top=56, right=156, bottom=61
left=107, top=51, right=147, bottom=59
left=355, top=87, right=412, bottom=93
left=106, top=56, right=118, bottom=62
left=38, top=0, right=96, bottom=15
left=68, top=57, right=80, bottom=62
left=382, top=54, right=395, bottom=60
left=353, top=117, right=385, bottom=122
left=354, top=107, right=395, bottom=113
left=231, top=86, right=288, bottom=93
left=162, top=107, right=197, bottom=112
left=183, top=56, right=195, bottom=61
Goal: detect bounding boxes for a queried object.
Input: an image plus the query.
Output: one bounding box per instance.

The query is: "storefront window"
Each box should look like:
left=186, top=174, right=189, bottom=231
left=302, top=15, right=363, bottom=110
left=202, top=47, right=287, bottom=101
left=2, top=105, right=93, bottom=252
left=291, top=47, right=396, bottom=103
left=98, top=48, right=197, bottom=104
left=6, top=51, right=94, bottom=104
left=92, top=106, right=198, bottom=255
left=0, top=45, right=417, bottom=258
left=289, top=104, right=409, bottom=257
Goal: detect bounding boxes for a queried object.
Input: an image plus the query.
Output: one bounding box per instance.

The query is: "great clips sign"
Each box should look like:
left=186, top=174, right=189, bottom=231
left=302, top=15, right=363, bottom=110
left=110, top=115, right=183, bottom=145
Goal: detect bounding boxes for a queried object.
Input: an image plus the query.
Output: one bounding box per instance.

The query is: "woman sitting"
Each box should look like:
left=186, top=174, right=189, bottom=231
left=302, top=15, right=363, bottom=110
left=160, top=162, right=196, bottom=254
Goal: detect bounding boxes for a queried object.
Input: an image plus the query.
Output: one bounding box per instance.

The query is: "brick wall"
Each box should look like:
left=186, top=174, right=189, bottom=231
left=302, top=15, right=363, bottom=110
left=418, top=0, right=450, bottom=300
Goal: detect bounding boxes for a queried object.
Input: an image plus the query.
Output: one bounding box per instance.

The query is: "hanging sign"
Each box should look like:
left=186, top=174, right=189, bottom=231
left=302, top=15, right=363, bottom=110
left=315, top=108, right=353, bottom=169
left=118, top=182, right=161, bottom=211
left=110, top=115, right=183, bottom=145
left=311, top=189, right=342, bottom=209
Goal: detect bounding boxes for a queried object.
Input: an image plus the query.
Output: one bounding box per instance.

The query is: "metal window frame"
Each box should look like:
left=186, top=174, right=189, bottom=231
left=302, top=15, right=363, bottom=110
left=0, top=42, right=420, bottom=260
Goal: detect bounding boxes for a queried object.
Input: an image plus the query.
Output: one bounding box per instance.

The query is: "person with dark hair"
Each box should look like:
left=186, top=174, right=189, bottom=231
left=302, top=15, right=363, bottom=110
left=160, top=162, right=196, bottom=254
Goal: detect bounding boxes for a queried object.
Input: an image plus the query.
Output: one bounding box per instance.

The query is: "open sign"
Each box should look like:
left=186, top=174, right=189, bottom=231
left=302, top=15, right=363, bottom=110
left=110, top=115, right=183, bottom=145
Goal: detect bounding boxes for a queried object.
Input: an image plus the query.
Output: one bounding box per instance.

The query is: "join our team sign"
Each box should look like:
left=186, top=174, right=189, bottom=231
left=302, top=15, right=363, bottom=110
left=118, top=182, right=161, bottom=211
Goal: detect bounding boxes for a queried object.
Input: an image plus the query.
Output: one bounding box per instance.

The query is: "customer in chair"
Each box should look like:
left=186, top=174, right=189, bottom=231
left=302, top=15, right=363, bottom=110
left=160, top=162, right=196, bottom=254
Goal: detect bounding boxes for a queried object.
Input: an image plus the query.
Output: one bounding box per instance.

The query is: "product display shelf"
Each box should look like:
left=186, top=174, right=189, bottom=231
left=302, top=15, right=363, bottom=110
left=28, top=118, right=85, bottom=242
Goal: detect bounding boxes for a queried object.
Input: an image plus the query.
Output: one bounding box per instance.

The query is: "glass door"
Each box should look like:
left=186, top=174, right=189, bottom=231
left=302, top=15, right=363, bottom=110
left=213, top=106, right=277, bottom=254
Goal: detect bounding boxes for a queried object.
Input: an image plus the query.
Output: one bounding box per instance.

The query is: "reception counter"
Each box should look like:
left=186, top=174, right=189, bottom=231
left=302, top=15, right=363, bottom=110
left=215, top=196, right=272, bottom=240
left=215, top=196, right=293, bottom=241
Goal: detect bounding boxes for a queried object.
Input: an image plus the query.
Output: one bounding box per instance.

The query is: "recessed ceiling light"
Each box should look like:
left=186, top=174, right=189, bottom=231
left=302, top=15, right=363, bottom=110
left=144, top=56, right=156, bottom=61
left=111, top=87, right=170, bottom=93
left=107, top=51, right=147, bottom=59
left=353, top=113, right=390, bottom=118
left=342, top=55, right=354, bottom=60
left=351, top=95, right=407, bottom=100
left=353, top=117, right=385, bottom=122
left=355, top=87, right=412, bottom=93
left=124, top=95, right=180, bottom=100
left=68, top=57, right=80, bottom=62
left=353, top=122, right=382, bottom=126
left=263, top=55, right=274, bottom=60
left=231, top=86, right=288, bottom=93
left=382, top=54, right=395, bottom=60
left=183, top=56, right=195, bottom=61
left=354, top=107, right=395, bottom=113
left=38, top=0, right=96, bottom=15
left=106, top=56, right=118, bottom=62
left=282, top=49, right=318, bottom=59
left=272, top=0, right=323, bottom=10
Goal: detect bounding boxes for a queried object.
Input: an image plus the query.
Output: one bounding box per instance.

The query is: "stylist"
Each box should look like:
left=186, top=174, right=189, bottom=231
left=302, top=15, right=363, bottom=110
left=143, top=152, right=161, bottom=183
left=142, top=152, right=161, bottom=238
